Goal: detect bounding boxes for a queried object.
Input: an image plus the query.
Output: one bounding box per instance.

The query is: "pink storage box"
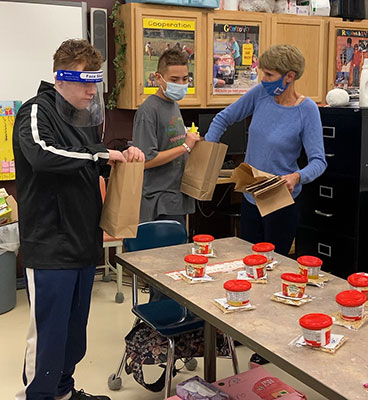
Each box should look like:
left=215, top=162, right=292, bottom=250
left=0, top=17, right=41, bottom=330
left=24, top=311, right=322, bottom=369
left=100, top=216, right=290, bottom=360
left=212, top=364, right=307, bottom=400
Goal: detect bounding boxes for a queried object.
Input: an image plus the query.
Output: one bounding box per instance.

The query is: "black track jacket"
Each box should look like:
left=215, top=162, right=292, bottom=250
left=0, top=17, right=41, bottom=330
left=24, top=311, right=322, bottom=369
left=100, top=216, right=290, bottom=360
left=13, top=81, right=109, bottom=269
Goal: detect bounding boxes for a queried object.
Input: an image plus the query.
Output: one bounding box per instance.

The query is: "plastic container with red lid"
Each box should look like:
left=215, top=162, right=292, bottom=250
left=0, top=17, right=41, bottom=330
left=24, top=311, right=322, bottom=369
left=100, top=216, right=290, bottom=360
left=193, top=234, right=215, bottom=255
left=347, top=273, right=368, bottom=301
left=252, top=242, right=275, bottom=263
left=336, top=290, right=366, bottom=321
left=243, top=254, right=267, bottom=279
left=281, top=273, right=308, bottom=298
left=299, top=313, right=333, bottom=347
left=184, top=254, right=208, bottom=278
left=297, top=255, right=323, bottom=279
left=224, top=279, right=252, bottom=307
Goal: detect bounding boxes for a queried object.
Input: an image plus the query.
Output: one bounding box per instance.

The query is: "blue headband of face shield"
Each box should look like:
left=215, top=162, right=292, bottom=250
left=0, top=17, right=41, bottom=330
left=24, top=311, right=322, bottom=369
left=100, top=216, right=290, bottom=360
left=56, top=70, right=103, bottom=83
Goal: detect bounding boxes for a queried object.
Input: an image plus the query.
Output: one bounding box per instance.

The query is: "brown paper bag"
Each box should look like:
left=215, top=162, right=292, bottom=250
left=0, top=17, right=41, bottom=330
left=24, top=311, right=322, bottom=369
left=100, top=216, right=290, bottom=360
left=100, top=162, right=144, bottom=238
left=181, top=140, right=228, bottom=201
left=231, top=163, right=294, bottom=217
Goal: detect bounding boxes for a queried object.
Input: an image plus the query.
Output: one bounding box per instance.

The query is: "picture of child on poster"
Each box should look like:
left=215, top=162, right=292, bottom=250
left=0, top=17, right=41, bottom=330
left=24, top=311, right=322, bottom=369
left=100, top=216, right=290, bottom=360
left=142, top=18, right=196, bottom=95
left=213, top=23, right=259, bottom=95
left=335, top=29, right=368, bottom=92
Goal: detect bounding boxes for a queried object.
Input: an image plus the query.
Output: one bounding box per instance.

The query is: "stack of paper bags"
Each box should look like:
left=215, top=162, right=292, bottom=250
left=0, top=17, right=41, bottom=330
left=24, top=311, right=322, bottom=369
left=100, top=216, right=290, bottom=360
left=231, top=163, right=294, bottom=216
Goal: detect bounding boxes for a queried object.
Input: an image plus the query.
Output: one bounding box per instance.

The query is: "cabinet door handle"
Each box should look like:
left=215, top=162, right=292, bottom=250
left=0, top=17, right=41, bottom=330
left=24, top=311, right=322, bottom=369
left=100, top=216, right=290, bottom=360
left=325, top=153, right=335, bottom=158
left=318, top=243, right=332, bottom=257
left=315, top=209, right=334, bottom=217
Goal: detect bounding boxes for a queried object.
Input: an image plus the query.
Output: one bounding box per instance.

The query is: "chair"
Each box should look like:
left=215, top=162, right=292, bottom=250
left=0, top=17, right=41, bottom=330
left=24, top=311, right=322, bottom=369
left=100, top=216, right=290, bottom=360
left=107, top=220, right=239, bottom=399
left=98, top=177, right=125, bottom=303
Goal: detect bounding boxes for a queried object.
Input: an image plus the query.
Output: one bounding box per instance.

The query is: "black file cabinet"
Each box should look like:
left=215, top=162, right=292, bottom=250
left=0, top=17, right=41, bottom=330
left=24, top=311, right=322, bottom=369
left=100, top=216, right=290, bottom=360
left=296, top=107, right=368, bottom=278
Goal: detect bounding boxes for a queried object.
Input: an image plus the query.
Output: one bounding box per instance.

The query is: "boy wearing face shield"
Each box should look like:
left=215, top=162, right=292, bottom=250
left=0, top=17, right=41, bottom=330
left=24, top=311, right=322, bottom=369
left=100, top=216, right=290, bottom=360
left=13, top=39, right=144, bottom=400
left=133, top=48, right=200, bottom=225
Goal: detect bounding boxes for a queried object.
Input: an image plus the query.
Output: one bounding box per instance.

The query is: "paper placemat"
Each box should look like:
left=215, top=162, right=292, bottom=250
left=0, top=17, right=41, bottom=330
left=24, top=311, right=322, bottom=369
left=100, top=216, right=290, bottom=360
left=271, top=292, right=313, bottom=306
left=166, top=259, right=244, bottom=280
left=212, top=298, right=256, bottom=314
left=179, top=271, right=214, bottom=284
left=292, top=334, right=347, bottom=353
left=307, top=274, right=329, bottom=287
left=332, top=311, right=368, bottom=330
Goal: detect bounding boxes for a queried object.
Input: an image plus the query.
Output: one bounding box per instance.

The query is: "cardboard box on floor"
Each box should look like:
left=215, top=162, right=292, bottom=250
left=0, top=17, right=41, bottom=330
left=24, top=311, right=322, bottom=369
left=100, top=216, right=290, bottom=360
left=231, top=163, right=294, bottom=217
left=0, top=188, right=18, bottom=226
left=212, top=364, right=307, bottom=400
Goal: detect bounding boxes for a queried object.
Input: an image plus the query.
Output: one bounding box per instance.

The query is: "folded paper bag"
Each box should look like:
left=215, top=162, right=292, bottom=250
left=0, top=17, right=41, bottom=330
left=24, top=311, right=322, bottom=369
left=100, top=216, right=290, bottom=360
left=181, top=140, right=228, bottom=201
left=231, top=163, right=294, bottom=217
left=100, top=161, right=144, bottom=238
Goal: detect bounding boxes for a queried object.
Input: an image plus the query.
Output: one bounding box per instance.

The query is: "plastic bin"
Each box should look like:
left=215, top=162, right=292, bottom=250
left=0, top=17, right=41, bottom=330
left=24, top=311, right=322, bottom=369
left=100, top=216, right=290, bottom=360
left=0, top=251, right=16, bottom=314
left=125, top=0, right=220, bottom=8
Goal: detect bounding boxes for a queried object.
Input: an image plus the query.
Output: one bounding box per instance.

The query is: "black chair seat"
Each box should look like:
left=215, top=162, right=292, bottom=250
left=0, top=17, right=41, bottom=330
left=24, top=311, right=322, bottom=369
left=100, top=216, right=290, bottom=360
left=132, top=299, right=204, bottom=337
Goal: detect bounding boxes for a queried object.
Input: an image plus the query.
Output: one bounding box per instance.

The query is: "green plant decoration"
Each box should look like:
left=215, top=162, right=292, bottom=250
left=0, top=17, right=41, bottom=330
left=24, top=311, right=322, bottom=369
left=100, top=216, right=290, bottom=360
left=106, top=0, right=126, bottom=110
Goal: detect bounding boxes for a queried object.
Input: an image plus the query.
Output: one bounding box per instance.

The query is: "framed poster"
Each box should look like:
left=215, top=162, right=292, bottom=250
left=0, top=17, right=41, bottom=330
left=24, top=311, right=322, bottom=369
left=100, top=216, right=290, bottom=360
left=334, top=28, right=368, bottom=93
left=142, top=17, right=196, bottom=95
left=212, top=23, right=260, bottom=95
left=0, top=101, right=21, bottom=181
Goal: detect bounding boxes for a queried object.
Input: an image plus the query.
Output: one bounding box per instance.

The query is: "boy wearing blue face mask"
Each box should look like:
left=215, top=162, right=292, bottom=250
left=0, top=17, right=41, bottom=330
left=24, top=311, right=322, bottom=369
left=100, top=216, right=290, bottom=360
left=205, top=44, right=327, bottom=256
left=133, top=48, right=200, bottom=224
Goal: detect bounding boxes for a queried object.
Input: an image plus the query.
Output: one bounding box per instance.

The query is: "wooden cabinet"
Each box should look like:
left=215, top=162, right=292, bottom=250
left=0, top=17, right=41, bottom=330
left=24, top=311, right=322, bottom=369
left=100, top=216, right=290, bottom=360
left=296, top=107, right=368, bottom=278
left=270, top=14, right=328, bottom=103
left=117, top=3, right=205, bottom=109
left=205, top=10, right=269, bottom=107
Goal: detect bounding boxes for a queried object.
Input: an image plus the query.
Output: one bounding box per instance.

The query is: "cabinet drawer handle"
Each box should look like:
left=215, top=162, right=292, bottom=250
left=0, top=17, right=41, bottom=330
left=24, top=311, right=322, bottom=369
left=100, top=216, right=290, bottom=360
left=318, top=242, right=332, bottom=257
left=315, top=209, right=334, bottom=217
left=325, top=153, right=335, bottom=158
left=322, top=126, right=335, bottom=138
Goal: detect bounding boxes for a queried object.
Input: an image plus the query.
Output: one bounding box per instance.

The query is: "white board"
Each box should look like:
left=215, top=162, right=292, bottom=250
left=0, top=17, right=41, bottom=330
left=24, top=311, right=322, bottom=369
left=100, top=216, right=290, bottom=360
left=0, top=0, right=87, bottom=103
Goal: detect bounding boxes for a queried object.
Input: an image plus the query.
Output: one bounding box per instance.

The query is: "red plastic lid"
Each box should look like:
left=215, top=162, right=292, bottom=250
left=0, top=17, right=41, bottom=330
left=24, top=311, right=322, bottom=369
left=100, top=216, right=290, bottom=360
left=299, top=313, right=333, bottom=330
left=243, top=254, right=268, bottom=266
left=348, top=273, right=368, bottom=287
left=184, top=254, right=208, bottom=264
left=252, top=242, right=275, bottom=252
left=224, top=279, right=252, bottom=292
left=193, top=234, right=214, bottom=243
left=281, top=273, right=308, bottom=283
left=297, top=255, right=323, bottom=267
left=336, top=290, right=366, bottom=307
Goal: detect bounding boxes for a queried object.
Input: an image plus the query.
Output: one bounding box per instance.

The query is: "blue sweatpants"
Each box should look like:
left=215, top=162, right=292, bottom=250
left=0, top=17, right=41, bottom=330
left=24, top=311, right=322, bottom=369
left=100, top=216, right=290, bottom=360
left=16, top=266, right=96, bottom=400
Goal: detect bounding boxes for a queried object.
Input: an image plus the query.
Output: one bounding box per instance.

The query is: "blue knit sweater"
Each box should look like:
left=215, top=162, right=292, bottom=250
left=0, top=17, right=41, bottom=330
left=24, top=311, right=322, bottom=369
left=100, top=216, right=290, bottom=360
left=205, top=84, right=327, bottom=202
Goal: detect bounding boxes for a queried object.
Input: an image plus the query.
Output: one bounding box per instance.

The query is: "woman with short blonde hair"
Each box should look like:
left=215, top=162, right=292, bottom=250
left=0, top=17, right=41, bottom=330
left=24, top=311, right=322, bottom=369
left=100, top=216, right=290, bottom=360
left=205, top=44, right=326, bottom=256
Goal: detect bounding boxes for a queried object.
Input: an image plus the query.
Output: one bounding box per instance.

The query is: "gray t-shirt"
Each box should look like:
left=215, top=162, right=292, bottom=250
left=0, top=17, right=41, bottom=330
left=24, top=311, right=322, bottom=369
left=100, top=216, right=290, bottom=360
left=132, top=95, right=195, bottom=222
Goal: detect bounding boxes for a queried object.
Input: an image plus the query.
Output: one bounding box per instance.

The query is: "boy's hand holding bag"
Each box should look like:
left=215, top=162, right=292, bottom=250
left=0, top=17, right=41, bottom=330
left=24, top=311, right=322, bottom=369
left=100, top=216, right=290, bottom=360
left=100, top=161, right=144, bottom=238
left=181, top=139, right=228, bottom=201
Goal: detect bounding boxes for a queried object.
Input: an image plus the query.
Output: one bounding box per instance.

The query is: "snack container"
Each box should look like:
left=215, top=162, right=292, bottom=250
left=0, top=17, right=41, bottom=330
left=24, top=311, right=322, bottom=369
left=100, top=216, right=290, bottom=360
left=336, top=290, right=366, bottom=321
left=193, top=234, right=214, bottom=255
left=184, top=254, right=208, bottom=278
left=252, top=242, right=275, bottom=263
left=297, top=255, right=323, bottom=279
left=224, top=279, right=252, bottom=307
left=281, top=273, right=308, bottom=298
left=299, top=313, right=333, bottom=347
left=243, top=254, right=267, bottom=279
left=347, top=273, right=368, bottom=301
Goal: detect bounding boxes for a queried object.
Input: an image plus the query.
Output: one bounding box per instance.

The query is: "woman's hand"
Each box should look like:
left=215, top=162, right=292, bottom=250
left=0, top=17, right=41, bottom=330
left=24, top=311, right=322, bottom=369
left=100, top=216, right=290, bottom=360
left=282, top=172, right=300, bottom=193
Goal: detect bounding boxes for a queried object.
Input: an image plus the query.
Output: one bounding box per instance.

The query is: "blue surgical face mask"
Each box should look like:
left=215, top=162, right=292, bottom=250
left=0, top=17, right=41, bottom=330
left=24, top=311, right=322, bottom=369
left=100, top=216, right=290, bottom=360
left=261, top=73, right=289, bottom=96
left=161, top=77, right=188, bottom=101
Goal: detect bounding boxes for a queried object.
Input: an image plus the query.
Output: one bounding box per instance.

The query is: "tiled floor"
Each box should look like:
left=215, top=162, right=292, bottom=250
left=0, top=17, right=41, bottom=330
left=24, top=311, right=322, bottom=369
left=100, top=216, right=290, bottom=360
left=0, top=277, right=328, bottom=399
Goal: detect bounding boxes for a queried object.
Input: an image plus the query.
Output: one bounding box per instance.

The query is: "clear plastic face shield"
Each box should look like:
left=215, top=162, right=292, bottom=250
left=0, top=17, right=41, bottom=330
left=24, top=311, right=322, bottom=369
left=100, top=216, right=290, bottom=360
left=55, top=70, right=104, bottom=127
